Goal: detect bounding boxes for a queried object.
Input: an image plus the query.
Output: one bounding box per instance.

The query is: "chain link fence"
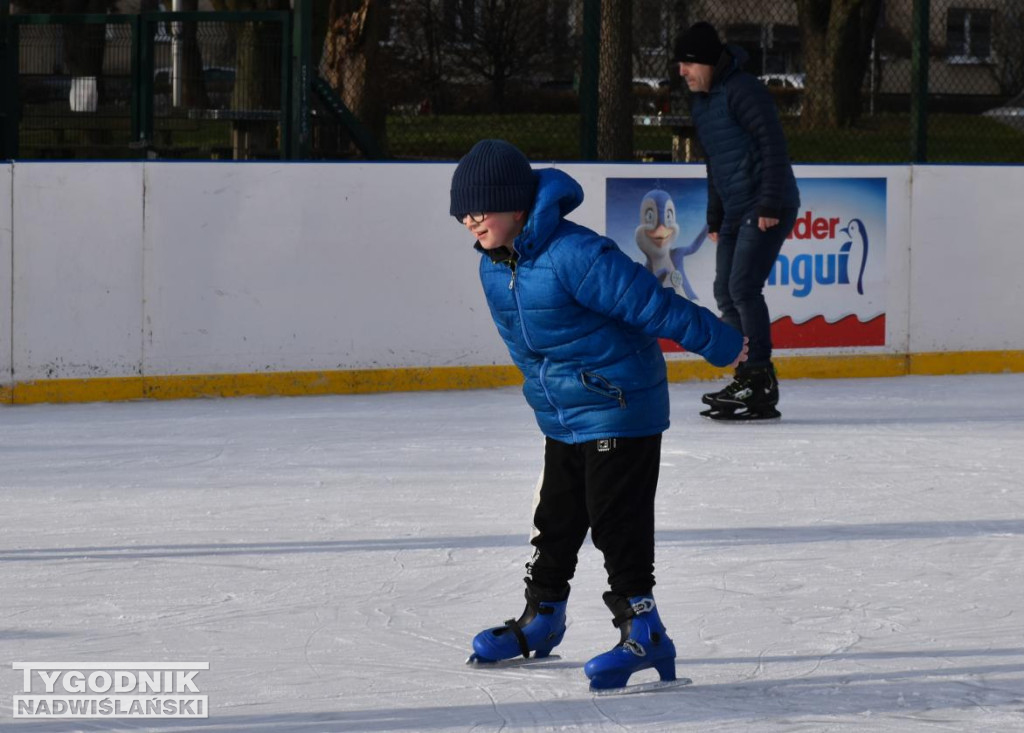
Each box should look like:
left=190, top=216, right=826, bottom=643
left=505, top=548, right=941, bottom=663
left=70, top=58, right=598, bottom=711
left=379, top=0, right=1024, bottom=163
left=3, top=0, right=1024, bottom=162
left=5, top=11, right=290, bottom=160
left=14, top=17, right=136, bottom=158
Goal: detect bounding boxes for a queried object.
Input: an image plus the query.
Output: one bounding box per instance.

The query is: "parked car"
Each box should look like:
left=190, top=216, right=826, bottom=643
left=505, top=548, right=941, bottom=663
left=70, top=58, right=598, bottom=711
left=19, top=74, right=71, bottom=105
left=982, top=90, right=1024, bottom=132
left=758, top=73, right=805, bottom=116
left=758, top=73, right=806, bottom=90
left=154, top=65, right=236, bottom=110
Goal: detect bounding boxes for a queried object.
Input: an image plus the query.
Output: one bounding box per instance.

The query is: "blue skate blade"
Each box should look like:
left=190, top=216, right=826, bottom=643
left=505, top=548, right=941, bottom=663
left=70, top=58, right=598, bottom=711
left=466, top=653, right=562, bottom=667
left=591, top=677, right=692, bottom=696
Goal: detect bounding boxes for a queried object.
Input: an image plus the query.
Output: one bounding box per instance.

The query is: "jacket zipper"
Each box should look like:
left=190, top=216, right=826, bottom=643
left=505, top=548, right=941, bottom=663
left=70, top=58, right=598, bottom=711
left=505, top=256, right=570, bottom=435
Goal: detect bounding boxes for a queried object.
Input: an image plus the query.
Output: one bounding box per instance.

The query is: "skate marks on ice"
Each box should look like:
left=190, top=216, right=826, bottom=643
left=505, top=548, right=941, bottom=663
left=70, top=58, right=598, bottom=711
left=1, top=518, right=1020, bottom=563
left=2, top=376, right=1024, bottom=730
left=0, top=534, right=525, bottom=563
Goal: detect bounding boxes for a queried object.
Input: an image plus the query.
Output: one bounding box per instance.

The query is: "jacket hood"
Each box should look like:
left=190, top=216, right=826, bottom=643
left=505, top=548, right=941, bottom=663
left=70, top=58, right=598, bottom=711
left=518, top=168, right=583, bottom=257
left=711, top=44, right=748, bottom=88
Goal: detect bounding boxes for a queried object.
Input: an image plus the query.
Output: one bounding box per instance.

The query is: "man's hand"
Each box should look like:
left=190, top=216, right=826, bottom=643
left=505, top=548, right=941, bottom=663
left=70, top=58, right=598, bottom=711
left=708, top=231, right=719, bottom=242
left=758, top=217, right=779, bottom=232
left=728, top=337, right=749, bottom=369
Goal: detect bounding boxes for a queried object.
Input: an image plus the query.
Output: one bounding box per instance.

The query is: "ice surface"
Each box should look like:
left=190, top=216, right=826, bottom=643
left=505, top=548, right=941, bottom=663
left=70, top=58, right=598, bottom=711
left=2, top=374, right=1023, bottom=732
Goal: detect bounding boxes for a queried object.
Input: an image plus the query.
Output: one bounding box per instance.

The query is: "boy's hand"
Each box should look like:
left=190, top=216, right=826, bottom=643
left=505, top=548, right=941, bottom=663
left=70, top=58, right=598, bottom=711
left=727, top=337, right=749, bottom=369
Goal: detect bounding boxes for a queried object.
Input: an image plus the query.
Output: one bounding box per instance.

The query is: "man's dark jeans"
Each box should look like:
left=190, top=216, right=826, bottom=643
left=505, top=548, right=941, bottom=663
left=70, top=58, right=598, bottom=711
left=713, top=208, right=799, bottom=366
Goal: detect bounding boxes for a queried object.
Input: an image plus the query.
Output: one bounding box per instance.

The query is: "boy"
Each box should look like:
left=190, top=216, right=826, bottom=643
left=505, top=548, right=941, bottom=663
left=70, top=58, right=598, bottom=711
left=675, top=21, right=801, bottom=420
left=449, top=139, right=747, bottom=691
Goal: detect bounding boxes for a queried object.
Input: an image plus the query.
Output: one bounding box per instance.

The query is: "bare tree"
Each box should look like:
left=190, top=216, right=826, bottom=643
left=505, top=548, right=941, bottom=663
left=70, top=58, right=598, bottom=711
left=598, top=0, right=633, bottom=159
left=795, top=0, right=883, bottom=128
left=387, top=0, right=453, bottom=114
left=446, top=0, right=551, bottom=112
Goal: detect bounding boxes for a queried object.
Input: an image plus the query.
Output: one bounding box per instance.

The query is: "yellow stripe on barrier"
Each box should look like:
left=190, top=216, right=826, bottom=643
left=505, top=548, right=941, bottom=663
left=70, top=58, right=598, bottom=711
left=141, top=365, right=524, bottom=401
left=10, top=377, right=145, bottom=405
left=2, top=352, right=1022, bottom=405
left=909, top=351, right=1024, bottom=375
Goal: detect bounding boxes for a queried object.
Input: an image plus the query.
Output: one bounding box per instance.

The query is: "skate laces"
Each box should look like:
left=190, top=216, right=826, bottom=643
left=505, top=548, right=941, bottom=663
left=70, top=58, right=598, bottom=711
left=721, top=375, right=753, bottom=399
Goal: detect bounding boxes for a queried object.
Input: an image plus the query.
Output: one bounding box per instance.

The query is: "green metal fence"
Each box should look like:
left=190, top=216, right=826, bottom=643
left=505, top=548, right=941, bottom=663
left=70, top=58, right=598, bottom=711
left=3, top=10, right=292, bottom=160
left=377, top=0, right=1024, bottom=163
left=3, top=0, right=1024, bottom=163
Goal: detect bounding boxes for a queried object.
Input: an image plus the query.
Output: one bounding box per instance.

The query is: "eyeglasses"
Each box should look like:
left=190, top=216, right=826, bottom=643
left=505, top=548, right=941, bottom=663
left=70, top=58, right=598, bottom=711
left=462, top=212, right=487, bottom=224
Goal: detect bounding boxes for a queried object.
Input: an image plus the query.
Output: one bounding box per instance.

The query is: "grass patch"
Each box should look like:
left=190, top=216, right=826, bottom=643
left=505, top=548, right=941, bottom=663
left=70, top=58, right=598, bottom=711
left=783, top=114, right=1024, bottom=163
left=14, top=109, right=1024, bottom=162
left=387, top=112, right=1024, bottom=163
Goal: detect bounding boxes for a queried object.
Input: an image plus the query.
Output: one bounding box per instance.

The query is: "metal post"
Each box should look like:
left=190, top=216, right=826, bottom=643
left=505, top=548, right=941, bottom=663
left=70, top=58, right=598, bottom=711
left=135, top=14, right=155, bottom=150
left=0, top=0, right=10, bottom=159
left=290, top=0, right=311, bottom=160
left=579, top=0, right=599, bottom=160
left=910, top=0, right=929, bottom=162
left=131, top=14, right=142, bottom=145
left=280, top=11, right=292, bottom=160
left=171, top=0, right=184, bottom=107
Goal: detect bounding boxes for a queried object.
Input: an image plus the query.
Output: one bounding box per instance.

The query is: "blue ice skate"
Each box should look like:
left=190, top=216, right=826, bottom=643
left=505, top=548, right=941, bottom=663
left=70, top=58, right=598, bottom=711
left=467, top=593, right=567, bottom=664
left=584, top=594, right=679, bottom=692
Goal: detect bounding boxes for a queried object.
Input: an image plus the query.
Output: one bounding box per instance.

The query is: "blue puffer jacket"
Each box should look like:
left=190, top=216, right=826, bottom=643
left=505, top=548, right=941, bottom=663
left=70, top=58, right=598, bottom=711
left=477, top=168, right=744, bottom=444
left=690, top=45, right=800, bottom=232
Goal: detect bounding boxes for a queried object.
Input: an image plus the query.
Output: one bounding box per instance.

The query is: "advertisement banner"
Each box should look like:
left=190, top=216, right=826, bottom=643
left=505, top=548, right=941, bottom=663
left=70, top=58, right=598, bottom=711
left=606, top=177, right=887, bottom=350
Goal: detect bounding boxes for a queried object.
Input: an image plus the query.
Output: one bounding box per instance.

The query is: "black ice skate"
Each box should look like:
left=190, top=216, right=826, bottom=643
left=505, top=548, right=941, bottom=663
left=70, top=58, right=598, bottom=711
left=701, top=374, right=742, bottom=407
left=701, top=363, right=781, bottom=421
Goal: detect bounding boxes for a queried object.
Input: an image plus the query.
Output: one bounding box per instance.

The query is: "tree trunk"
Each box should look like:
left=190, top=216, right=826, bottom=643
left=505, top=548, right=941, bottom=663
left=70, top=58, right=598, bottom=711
left=174, top=0, right=209, bottom=109
left=322, top=0, right=386, bottom=153
left=210, top=0, right=287, bottom=157
left=61, top=0, right=107, bottom=82
left=796, top=0, right=882, bottom=129
left=206, top=0, right=285, bottom=112
left=597, top=0, right=632, bottom=160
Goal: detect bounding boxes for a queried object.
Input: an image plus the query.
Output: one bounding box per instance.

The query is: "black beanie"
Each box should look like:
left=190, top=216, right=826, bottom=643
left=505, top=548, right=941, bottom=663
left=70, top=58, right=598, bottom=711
left=674, top=21, right=723, bottom=65
left=450, top=139, right=537, bottom=219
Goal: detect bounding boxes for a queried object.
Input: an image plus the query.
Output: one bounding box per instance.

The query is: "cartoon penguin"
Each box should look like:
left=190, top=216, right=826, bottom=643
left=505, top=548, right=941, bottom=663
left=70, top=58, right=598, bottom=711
left=634, top=189, right=706, bottom=300
left=840, top=218, right=869, bottom=295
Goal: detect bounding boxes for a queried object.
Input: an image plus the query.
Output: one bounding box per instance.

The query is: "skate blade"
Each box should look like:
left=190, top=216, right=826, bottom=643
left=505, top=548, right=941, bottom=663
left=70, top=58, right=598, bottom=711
left=466, top=653, right=561, bottom=667
left=592, top=677, right=693, bottom=696
left=701, top=408, right=780, bottom=422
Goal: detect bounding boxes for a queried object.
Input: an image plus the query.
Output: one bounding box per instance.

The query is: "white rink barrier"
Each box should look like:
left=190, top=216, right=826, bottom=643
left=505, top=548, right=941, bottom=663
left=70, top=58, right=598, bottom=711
left=0, top=161, right=1021, bottom=404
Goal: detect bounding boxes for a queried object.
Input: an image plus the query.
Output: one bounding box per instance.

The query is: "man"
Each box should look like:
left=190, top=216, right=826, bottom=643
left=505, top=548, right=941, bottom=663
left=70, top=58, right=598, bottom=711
left=676, top=22, right=801, bottom=420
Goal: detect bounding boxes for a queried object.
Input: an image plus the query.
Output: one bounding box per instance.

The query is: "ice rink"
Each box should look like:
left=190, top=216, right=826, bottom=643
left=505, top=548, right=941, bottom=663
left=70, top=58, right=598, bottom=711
left=2, top=373, right=1023, bottom=732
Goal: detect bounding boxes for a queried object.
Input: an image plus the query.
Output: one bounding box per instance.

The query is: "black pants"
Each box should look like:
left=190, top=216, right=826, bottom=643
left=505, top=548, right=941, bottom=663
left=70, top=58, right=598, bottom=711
left=714, top=208, right=799, bottom=366
left=525, top=434, right=662, bottom=601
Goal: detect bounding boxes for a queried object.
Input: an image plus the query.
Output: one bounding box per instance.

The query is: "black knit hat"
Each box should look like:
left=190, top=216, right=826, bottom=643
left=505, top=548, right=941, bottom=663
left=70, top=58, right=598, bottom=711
left=674, top=21, right=723, bottom=65
left=450, top=139, right=537, bottom=219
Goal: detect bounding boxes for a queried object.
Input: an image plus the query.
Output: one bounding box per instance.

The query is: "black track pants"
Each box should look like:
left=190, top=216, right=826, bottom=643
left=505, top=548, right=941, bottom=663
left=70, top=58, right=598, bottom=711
left=525, top=434, right=662, bottom=600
